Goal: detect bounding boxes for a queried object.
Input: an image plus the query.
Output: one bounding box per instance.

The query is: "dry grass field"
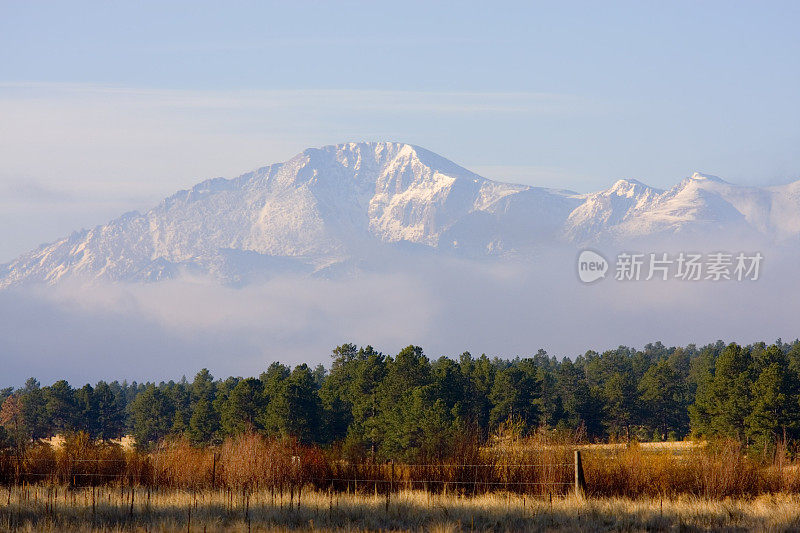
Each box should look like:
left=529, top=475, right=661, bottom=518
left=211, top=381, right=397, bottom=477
left=3, top=485, right=800, bottom=532
left=3, top=433, right=800, bottom=530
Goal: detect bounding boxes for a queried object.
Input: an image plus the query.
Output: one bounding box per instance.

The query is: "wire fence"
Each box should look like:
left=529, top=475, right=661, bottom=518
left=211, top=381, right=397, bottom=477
left=5, top=458, right=579, bottom=495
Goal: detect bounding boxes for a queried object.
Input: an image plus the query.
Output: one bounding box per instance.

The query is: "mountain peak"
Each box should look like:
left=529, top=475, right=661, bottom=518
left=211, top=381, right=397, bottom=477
left=689, top=172, right=727, bottom=184
left=608, top=178, right=657, bottom=197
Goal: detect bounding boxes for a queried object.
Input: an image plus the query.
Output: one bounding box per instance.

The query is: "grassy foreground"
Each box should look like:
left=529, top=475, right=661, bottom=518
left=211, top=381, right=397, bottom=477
left=2, top=486, right=800, bottom=532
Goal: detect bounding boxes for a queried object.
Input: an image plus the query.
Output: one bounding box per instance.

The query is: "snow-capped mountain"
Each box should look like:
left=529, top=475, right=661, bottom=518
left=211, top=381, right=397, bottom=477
left=566, top=172, right=800, bottom=245
left=2, top=142, right=799, bottom=287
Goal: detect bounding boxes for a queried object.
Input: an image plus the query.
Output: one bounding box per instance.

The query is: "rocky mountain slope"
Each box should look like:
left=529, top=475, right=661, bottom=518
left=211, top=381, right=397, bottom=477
left=2, top=142, right=798, bottom=287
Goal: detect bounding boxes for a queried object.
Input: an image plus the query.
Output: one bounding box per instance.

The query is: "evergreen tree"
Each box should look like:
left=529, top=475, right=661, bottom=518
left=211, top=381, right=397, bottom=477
left=708, top=343, right=752, bottom=441
left=430, top=356, right=467, bottom=418
left=188, top=398, right=218, bottom=445
left=130, top=385, right=175, bottom=448
left=318, top=344, right=363, bottom=444
left=267, top=364, right=322, bottom=443
left=260, top=362, right=290, bottom=404
left=489, top=359, right=541, bottom=430
left=311, top=364, right=326, bottom=388
left=459, top=353, right=495, bottom=434
left=74, top=384, right=97, bottom=436
left=345, top=346, right=387, bottom=454
left=211, top=377, right=239, bottom=438
left=388, top=346, right=430, bottom=390
left=638, top=358, right=686, bottom=440
left=44, top=380, right=79, bottom=434
left=190, top=369, right=215, bottom=405
left=220, top=378, right=265, bottom=435
left=258, top=363, right=290, bottom=434
left=534, top=356, right=564, bottom=428
left=601, top=371, right=638, bottom=440
left=378, top=386, right=456, bottom=461
left=746, top=345, right=796, bottom=451
left=369, top=346, right=431, bottom=458
left=93, top=381, right=124, bottom=440
left=688, top=347, right=717, bottom=437
left=18, top=378, right=49, bottom=439
left=166, top=381, right=191, bottom=436
left=188, top=369, right=218, bottom=445
left=556, top=358, right=602, bottom=437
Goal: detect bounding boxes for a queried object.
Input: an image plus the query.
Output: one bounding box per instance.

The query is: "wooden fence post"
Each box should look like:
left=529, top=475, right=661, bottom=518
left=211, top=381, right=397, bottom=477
left=386, top=460, right=394, bottom=512
left=574, top=450, right=586, bottom=498
left=211, top=452, right=218, bottom=490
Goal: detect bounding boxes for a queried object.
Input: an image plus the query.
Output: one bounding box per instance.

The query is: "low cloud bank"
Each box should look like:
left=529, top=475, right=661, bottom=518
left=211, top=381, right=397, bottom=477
left=1, top=248, right=798, bottom=387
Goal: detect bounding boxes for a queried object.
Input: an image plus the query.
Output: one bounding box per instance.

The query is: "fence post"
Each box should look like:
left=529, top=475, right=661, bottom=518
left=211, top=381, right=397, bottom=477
left=385, top=460, right=392, bottom=512
left=573, top=450, right=586, bottom=498
left=211, top=452, right=218, bottom=490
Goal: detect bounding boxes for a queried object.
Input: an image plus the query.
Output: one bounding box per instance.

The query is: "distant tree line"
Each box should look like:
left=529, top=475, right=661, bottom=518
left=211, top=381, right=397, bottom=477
left=2, top=340, right=800, bottom=459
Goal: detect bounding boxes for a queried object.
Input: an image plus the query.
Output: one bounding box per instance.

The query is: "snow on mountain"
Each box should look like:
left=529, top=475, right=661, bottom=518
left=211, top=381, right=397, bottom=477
left=564, top=172, right=800, bottom=245
left=564, top=179, right=664, bottom=243
left=2, top=142, right=799, bottom=288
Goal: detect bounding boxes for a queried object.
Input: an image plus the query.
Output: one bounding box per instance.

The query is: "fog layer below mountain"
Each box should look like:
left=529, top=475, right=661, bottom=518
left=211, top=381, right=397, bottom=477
left=2, top=246, right=796, bottom=386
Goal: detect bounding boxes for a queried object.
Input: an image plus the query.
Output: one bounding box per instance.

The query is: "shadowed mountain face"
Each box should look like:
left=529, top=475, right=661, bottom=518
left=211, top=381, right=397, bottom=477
left=2, top=142, right=799, bottom=288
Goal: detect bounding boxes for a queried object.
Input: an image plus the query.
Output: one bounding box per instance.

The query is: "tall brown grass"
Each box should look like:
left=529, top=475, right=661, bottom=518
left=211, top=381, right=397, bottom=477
left=582, top=438, right=800, bottom=498
left=2, top=430, right=800, bottom=499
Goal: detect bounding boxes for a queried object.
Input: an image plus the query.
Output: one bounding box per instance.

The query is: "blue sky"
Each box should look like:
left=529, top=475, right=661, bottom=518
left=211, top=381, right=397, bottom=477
left=1, top=1, right=799, bottom=262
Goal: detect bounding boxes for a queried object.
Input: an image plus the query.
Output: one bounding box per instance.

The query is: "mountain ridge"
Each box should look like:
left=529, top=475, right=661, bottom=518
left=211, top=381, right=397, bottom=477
left=2, top=141, right=799, bottom=288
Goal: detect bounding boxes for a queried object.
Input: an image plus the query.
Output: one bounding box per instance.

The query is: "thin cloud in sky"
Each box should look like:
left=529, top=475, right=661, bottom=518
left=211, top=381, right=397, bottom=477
left=0, top=179, right=73, bottom=202
left=0, top=83, right=591, bottom=115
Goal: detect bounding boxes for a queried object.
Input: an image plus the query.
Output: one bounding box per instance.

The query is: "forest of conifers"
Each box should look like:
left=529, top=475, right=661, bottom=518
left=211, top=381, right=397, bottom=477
left=2, top=340, right=799, bottom=459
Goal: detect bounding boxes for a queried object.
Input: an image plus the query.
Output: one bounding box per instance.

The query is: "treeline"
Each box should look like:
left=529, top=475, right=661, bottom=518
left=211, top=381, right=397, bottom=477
left=2, top=340, right=800, bottom=459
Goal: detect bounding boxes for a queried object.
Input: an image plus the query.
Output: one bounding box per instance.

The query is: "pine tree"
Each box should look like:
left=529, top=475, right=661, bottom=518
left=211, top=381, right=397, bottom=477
left=368, top=346, right=432, bottom=459
left=188, top=398, right=218, bottom=445
left=488, top=359, right=541, bottom=431
left=269, top=364, right=322, bottom=444
left=311, top=364, right=326, bottom=388
left=258, top=363, right=290, bottom=435
left=347, top=346, right=387, bottom=454
left=459, top=353, right=496, bottom=434
left=638, top=358, right=685, bottom=440
left=187, top=369, right=218, bottom=445
left=602, top=371, right=638, bottom=440
left=746, top=345, right=796, bottom=451
left=130, top=385, right=175, bottom=448
left=211, top=377, right=239, bottom=438
left=709, top=343, right=752, bottom=441
left=74, top=384, right=97, bottom=436
left=688, top=347, right=716, bottom=437
left=44, top=380, right=79, bottom=434
left=220, top=378, right=265, bottom=435
left=93, top=381, right=124, bottom=440
left=19, top=378, right=49, bottom=439
left=430, top=356, right=467, bottom=418
left=190, top=369, right=215, bottom=405
left=167, top=381, right=190, bottom=436
left=557, top=358, right=602, bottom=438
left=318, top=344, right=361, bottom=444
